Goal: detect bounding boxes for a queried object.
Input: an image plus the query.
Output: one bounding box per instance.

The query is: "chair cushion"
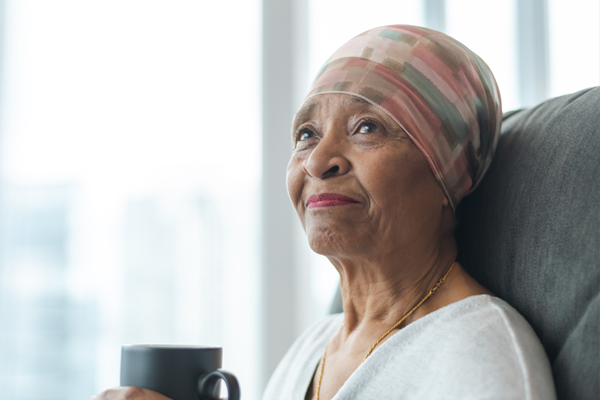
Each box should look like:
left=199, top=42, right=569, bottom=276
left=455, top=87, right=599, bottom=400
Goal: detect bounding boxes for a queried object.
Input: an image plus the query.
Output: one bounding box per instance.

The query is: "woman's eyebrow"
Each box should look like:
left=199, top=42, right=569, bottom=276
left=294, top=103, right=318, bottom=125
left=292, top=103, right=319, bottom=143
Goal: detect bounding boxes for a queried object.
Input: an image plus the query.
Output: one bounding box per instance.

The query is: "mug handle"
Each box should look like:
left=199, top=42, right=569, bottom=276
left=198, top=369, right=240, bottom=400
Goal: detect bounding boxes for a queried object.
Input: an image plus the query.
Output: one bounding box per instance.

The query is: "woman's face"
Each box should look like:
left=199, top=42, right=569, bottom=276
left=287, top=94, right=448, bottom=259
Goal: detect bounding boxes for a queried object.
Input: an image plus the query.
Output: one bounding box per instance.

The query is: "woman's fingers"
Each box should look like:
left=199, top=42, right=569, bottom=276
left=91, top=387, right=172, bottom=400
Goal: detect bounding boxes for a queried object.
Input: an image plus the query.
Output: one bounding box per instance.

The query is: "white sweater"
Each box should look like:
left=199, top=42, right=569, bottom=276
left=263, top=295, right=556, bottom=400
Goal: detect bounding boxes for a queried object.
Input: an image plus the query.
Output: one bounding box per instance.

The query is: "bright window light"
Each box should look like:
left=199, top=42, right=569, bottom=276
left=0, top=1, right=261, bottom=399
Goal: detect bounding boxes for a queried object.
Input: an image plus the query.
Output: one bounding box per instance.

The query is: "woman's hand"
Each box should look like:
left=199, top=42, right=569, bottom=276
left=91, top=387, right=227, bottom=400
left=91, top=387, right=172, bottom=400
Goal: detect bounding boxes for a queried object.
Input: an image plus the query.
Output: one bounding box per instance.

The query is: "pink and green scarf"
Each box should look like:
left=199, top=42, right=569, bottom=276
left=303, top=25, right=502, bottom=209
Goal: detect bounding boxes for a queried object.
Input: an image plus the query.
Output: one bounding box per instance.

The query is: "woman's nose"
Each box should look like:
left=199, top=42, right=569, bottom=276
left=302, top=134, right=350, bottom=179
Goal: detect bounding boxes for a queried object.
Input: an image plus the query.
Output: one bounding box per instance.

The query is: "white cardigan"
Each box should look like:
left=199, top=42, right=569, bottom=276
left=263, top=295, right=556, bottom=400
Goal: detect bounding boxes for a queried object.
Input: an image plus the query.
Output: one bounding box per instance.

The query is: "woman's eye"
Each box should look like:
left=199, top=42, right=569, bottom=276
left=298, top=129, right=315, bottom=141
left=358, top=122, right=378, bottom=134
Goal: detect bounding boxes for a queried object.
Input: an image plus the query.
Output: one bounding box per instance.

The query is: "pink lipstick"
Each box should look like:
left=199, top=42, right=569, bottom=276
left=306, top=193, right=361, bottom=209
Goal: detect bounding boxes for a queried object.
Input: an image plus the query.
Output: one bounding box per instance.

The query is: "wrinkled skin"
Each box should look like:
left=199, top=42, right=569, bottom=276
left=91, top=387, right=226, bottom=400
left=288, top=94, right=491, bottom=400
left=91, top=387, right=170, bottom=400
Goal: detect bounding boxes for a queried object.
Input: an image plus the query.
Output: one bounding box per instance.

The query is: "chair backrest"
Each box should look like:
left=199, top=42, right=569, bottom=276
left=329, top=87, right=599, bottom=400
left=455, top=87, right=599, bottom=400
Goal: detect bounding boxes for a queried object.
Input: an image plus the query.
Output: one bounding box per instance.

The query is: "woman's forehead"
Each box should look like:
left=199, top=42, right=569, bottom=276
left=294, top=94, right=376, bottom=124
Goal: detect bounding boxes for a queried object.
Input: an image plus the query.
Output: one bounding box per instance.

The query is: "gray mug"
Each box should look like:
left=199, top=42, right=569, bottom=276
left=120, top=345, right=240, bottom=400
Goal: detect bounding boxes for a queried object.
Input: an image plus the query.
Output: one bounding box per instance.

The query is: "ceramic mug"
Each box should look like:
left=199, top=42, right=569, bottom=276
left=120, top=345, right=240, bottom=400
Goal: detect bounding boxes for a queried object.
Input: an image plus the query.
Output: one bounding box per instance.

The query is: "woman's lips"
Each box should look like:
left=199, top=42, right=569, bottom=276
left=306, top=193, right=361, bottom=209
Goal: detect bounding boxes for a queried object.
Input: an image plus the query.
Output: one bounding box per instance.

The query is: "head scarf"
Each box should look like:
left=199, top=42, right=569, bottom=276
left=303, top=25, right=502, bottom=209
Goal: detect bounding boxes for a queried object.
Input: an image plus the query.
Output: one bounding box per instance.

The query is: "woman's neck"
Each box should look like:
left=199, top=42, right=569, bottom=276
left=331, top=237, right=458, bottom=334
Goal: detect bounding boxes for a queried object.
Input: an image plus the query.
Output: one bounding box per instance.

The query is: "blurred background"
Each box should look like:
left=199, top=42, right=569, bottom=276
left=0, top=0, right=597, bottom=399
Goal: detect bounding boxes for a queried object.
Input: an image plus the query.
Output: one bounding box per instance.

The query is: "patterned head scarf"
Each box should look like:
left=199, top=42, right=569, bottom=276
left=303, top=25, right=502, bottom=210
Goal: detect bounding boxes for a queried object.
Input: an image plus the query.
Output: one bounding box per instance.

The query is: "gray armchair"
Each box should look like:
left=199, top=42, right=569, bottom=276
left=330, top=87, right=599, bottom=400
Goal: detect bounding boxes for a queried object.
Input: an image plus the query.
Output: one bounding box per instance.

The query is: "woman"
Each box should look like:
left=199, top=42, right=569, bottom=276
left=95, top=25, right=555, bottom=400
left=264, top=25, right=555, bottom=400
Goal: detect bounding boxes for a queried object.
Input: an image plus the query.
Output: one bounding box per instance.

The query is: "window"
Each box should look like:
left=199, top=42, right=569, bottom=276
left=0, top=1, right=261, bottom=399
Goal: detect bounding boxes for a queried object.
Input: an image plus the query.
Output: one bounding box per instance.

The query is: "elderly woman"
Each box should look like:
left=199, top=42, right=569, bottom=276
left=263, top=25, right=556, bottom=400
left=96, top=25, right=555, bottom=400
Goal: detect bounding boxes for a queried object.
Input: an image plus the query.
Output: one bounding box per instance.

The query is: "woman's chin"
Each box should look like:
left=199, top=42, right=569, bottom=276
left=306, top=225, right=368, bottom=257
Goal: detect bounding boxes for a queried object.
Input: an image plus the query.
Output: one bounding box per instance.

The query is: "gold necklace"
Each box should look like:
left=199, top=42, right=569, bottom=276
left=314, top=261, right=455, bottom=400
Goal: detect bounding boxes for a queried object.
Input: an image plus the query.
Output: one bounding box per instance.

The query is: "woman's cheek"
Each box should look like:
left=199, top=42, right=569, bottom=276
left=286, top=159, right=305, bottom=209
